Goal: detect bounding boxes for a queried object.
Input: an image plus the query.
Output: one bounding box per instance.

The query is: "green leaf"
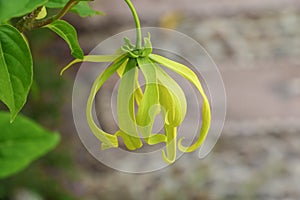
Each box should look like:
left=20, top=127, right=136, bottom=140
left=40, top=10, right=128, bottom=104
left=0, top=111, right=60, bottom=179
left=36, top=6, right=47, bottom=20
left=0, top=25, right=33, bottom=121
left=149, top=54, right=211, bottom=153
left=46, top=20, right=84, bottom=59
left=0, top=0, right=47, bottom=23
left=71, top=1, right=103, bottom=17
left=46, top=0, right=104, bottom=17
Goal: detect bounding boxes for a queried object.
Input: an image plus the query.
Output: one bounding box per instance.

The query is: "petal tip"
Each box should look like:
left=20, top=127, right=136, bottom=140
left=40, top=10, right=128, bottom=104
left=162, top=150, right=175, bottom=164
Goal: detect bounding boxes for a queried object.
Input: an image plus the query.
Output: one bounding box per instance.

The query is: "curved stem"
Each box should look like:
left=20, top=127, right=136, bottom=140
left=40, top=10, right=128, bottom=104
left=124, top=0, right=142, bottom=49
left=33, top=0, right=79, bottom=29
left=54, top=0, right=78, bottom=21
left=17, top=0, right=78, bottom=32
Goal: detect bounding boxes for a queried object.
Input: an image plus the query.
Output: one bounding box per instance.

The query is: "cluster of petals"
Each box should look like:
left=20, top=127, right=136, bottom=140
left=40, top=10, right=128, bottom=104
left=62, top=35, right=211, bottom=163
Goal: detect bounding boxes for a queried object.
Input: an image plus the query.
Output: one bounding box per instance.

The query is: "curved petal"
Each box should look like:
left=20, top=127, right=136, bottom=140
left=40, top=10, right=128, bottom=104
left=117, top=58, right=142, bottom=150
left=155, top=65, right=187, bottom=127
left=86, top=57, right=128, bottom=149
left=154, top=64, right=186, bottom=163
left=133, top=79, right=143, bottom=106
left=149, top=54, right=211, bottom=153
left=162, top=126, right=177, bottom=163
left=60, top=54, right=124, bottom=75
left=157, top=84, right=181, bottom=163
left=136, top=57, right=165, bottom=144
left=117, top=63, right=143, bottom=106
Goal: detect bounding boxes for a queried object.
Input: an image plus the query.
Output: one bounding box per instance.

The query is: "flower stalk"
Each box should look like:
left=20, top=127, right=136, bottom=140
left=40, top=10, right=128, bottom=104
left=124, top=0, right=142, bottom=49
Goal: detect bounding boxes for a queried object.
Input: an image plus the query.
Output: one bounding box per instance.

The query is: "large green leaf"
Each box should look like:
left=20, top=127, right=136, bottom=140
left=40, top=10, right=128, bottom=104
left=0, top=112, right=60, bottom=179
left=46, top=0, right=103, bottom=17
left=46, top=20, right=84, bottom=59
left=0, top=0, right=47, bottom=23
left=0, top=25, right=33, bottom=121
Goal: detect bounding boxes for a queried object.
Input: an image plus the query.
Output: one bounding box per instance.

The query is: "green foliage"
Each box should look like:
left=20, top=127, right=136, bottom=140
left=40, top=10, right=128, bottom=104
left=0, top=30, right=74, bottom=198
left=0, top=0, right=99, bottom=179
left=0, top=0, right=47, bottom=23
left=0, top=149, right=75, bottom=199
left=70, top=1, right=104, bottom=17
left=46, top=20, right=84, bottom=59
left=0, top=25, right=33, bottom=121
left=26, top=55, right=66, bottom=127
left=0, top=112, right=60, bottom=179
left=0, top=0, right=211, bottom=182
left=0, top=0, right=102, bottom=23
left=46, top=0, right=104, bottom=17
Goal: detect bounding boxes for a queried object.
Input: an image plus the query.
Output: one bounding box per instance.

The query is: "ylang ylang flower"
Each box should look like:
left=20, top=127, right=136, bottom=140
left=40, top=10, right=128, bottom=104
left=62, top=34, right=211, bottom=163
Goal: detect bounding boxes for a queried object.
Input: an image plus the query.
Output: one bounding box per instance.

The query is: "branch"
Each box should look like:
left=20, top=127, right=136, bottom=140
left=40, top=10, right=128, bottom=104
left=17, top=0, right=79, bottom=32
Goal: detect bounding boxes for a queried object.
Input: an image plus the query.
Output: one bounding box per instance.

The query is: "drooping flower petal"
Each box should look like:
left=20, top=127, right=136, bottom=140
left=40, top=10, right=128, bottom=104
left=154, top=64, right=187, bottom=127
left=60, top=27, right=213, bottom=163
left=133, top=79, right=143, bottom=106
left=116, top=61, right=143, bottom=106
left=86, top=56, right=128, bottom=150
left=154, top=62, right=186, bottom=163
left=60, top=54, right=124, bottom=75
left=162, top=125, right=177, bottom=164
left=149, top=54, right=211, bottom=153
left=136, top=57, right=166, bottom=145
left=117, top=58, right=143, bottom=150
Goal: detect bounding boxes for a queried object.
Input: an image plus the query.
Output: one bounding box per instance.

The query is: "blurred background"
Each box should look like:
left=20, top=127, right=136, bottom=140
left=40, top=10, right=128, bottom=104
left=1, top=0, right=300, bottom=199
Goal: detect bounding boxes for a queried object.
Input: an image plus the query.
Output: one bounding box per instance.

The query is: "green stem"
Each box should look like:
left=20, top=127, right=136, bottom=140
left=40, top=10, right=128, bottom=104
left=17, top=0, right=78, bottom=32
left=33, top=0, right=79, bottom=29
left=124, top=0, right=142, bottom=49
left=53, top=0, right=79, bottom=21
left=16, top=6, right=43, bottom=32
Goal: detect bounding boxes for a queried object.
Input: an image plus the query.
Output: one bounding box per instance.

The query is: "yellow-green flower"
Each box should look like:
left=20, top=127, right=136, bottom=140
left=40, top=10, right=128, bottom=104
left=61, top=33, right=211, bottom=163
left=61, top=0, right=211, bottom=164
